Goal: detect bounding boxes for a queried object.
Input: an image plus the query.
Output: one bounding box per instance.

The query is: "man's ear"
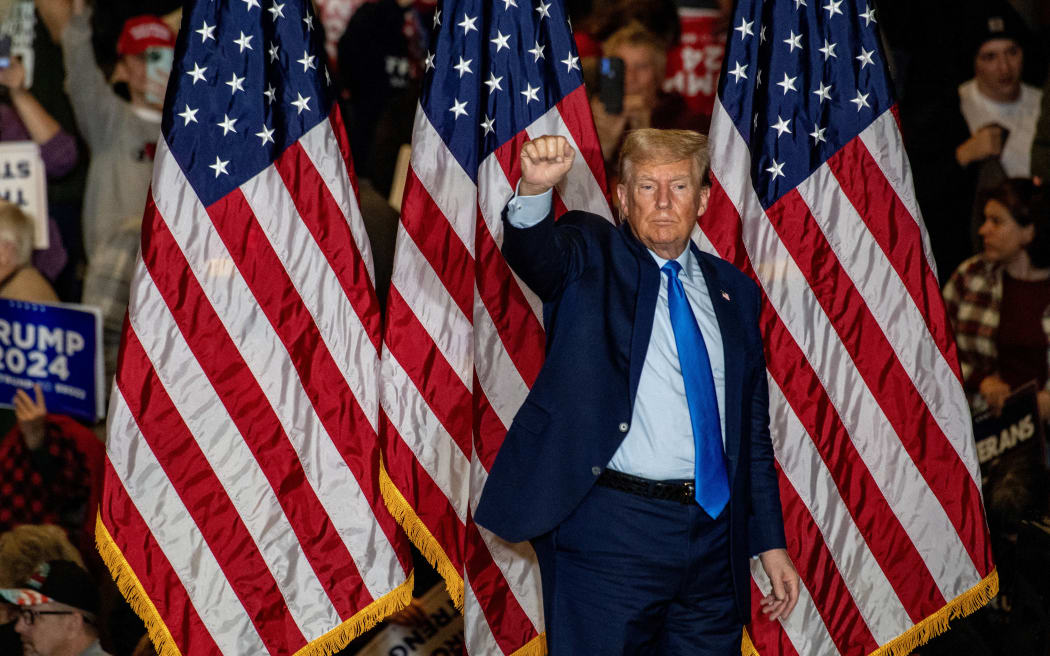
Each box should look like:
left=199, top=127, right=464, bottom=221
left=616, top=184, right=628, bottom=222
left=696, top=186, right=711, bottom=217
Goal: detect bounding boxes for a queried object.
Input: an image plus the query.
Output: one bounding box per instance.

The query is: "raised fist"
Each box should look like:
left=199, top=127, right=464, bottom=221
left=519, top=135, right=576, bottom=196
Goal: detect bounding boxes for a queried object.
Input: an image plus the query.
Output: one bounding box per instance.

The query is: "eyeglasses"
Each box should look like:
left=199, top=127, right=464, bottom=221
left=17, top=608, right=76, bottom=625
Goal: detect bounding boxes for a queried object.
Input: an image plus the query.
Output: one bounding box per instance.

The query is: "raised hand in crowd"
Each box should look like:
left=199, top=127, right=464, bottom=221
left=33, top=0, right=74, bottom=42
left=13, top=384, right=47, bottom=451
left=0, top=57, right=64, bottom=145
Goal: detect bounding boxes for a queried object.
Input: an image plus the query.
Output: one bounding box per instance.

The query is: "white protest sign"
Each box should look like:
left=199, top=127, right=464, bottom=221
left=0, top=140, right=48, bottom=249
left=359, top=584, right=463, bottom=656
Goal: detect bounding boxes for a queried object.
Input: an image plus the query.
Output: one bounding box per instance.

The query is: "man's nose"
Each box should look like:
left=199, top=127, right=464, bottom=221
left=656, top=184, right=672, bottom=208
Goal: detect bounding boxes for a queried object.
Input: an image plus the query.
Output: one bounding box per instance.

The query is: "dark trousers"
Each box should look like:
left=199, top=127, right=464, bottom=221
left=531, top=483, right=741, bottom=655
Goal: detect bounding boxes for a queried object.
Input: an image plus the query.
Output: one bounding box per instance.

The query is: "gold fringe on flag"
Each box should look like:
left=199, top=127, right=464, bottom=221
left=96, top=512, right=415, bottom=656
left=291, top=575, right=414, bottom=656
left=379, top=461, right=553, bottom=655
left=742, top=626, right=758, bottom=656
left=379, top=459, right=466, bottom=609
left=869, top=569, right=998, bottom=656
left=96, top=516, right=183, bottom=656
left=740, top=568, right=999, bottom=656
left=512, top=632, right=548, bottom=656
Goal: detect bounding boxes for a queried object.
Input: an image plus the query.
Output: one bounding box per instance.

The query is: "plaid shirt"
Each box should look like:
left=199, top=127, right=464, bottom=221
left=0, top=419, right=92, bottom=536
left=943, top=254, right=1050, bottom=411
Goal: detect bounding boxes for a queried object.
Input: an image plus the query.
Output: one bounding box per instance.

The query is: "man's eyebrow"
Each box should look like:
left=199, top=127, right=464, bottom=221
left=635, top=175, right=693, bottom=183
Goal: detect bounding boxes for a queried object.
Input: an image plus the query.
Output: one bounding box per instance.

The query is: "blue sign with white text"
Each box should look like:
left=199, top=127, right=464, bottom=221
left=0, top=299, right=103, bottom=421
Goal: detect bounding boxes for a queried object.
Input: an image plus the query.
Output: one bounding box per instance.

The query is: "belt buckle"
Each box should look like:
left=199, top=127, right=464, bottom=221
left=681, top=481, right=695, bottom=504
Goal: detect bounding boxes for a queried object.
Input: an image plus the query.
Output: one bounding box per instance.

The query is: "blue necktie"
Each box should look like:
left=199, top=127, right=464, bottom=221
left=662, top=260, right=730, bottom=517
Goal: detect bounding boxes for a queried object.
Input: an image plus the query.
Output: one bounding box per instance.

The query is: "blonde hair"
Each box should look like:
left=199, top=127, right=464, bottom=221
left=0, top=525, right=85, bottom=587
left=619, top=128, right=710, bottom=187
left=603, top=21, right=668, bottom=79
left=0, top=202, right=36, bottom=267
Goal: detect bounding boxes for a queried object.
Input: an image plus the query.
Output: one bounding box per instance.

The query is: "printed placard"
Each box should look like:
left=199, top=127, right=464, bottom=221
left=0, top=140, right=48, bottom=249
left=0, top=298, right=103, bottom=421
left=360, top=584, right=463, bottom=655
left=973, top=381, right=1047, bottom=477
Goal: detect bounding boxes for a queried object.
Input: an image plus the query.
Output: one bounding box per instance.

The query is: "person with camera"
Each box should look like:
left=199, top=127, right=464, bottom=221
left=43, top=0, right=175, bottom=264
left=590, top=22, right=708, bottom=191
left=0, top=41, right=77, bottom=283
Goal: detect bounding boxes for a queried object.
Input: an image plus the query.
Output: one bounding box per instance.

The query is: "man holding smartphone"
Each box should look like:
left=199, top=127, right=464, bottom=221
left=53, top=0, right=175, bottom=263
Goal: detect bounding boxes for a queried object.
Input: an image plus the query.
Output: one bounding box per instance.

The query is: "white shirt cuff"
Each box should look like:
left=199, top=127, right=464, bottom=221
left=506, top=185, right=553, bottom=228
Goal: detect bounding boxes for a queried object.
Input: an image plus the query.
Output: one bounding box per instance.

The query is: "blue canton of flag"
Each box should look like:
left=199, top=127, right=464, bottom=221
left=163, top=0, right=333, bottom=206
left=719, top=0, right=892, bottom=207
left=422, top=0, right=583, bottom=180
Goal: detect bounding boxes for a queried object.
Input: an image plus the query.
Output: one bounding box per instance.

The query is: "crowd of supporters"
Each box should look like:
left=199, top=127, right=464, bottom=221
left=1, top=0, right=1049, bottom=654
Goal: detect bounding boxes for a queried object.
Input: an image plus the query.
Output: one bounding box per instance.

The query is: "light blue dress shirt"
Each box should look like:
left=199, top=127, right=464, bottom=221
left=506, top=190, right=726, bottom=480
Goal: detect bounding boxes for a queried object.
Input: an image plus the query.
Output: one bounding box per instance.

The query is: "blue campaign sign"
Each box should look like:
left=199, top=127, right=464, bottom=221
left=0, top=299, right=103, bottom=421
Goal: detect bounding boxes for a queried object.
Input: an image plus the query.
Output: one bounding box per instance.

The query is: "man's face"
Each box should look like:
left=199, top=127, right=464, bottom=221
left=616, top=157, right=708, bottom=259
left=13, top=604, right=80, bottom=656
left=610, top=43, right=662, bottom=103
left=974, top=38, right=1023, bottom=102
left=118, top=47, right=172, bottom=112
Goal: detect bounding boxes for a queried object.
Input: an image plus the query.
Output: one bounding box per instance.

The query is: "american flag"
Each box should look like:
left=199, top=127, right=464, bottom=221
left=704, top=0, right=997, bottom=654
left=95, top=0, right=413, bottom=654
left=378, top=0, right=608, bottom=652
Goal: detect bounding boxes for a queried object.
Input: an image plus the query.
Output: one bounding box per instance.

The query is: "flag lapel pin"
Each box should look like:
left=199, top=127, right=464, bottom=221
left=721, top=290, right=731, bottom=301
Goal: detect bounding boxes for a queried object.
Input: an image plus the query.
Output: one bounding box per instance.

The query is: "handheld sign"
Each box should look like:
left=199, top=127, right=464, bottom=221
left=0, top=141, right=48, bottom=249
left=0, top=298, right=103, bottom=421
left=361, top=584, right=463, bottom=655
left=972, top=380, right=1048, bottom=519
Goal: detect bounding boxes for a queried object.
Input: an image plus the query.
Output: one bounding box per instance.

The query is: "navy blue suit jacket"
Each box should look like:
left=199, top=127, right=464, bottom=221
left=474, top=208, right=787, bottom=620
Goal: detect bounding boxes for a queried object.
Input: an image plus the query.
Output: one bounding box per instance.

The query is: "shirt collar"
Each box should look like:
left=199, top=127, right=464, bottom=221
left=648, top=244, right=695, bottom=279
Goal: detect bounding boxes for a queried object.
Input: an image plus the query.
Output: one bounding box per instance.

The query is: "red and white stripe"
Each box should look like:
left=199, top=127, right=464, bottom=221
left=704, top=98, right=994, bottom=654
left=381, top=84, right=609, bottom=654
left=101, top=110, right=412, bottom=656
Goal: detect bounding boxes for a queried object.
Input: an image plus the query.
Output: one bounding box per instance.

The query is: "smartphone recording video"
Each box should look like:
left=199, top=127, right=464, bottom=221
left=144, top=46, right=174, bottom=106
left=0, top=36, right=12, bottom=69
left=599, top=56, right=625, bottom=115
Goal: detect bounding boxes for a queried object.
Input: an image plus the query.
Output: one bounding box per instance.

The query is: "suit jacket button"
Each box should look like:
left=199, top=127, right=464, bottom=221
left=618, top=422, right=629, bottom=432
left=591, top=466, right=601, bottom=476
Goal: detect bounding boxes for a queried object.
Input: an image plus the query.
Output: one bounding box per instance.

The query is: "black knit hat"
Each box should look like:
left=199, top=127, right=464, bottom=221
left=0, top=560, right=99, bottom=619
left=970, top=7, right=1027, bottom=57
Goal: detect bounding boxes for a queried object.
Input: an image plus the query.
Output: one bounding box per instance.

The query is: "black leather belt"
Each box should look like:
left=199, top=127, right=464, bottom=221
left=596, top=469, right=696, bottom=505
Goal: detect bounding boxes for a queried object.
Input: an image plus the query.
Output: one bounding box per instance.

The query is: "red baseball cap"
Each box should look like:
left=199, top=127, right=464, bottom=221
left=117, top=15, right=176, bottom=56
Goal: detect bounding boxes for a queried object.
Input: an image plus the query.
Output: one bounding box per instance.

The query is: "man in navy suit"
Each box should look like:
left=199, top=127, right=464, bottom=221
left=474, top=130, right=799, bottom=654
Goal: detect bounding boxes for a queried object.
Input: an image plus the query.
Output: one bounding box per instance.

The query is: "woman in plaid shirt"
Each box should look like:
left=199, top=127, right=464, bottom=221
left=943, top=178, right=1050, bottom=418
